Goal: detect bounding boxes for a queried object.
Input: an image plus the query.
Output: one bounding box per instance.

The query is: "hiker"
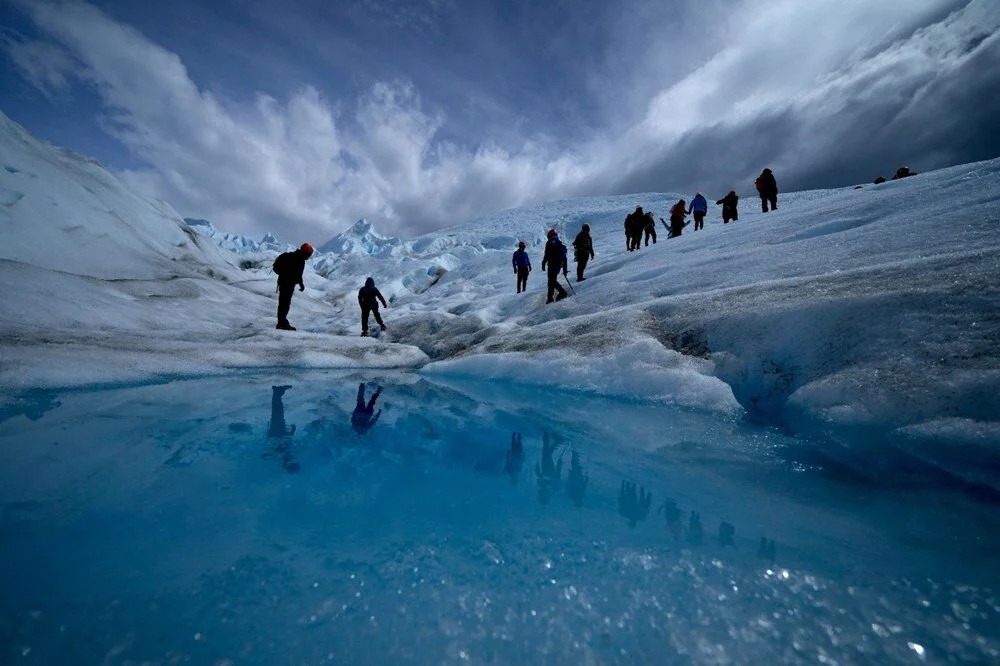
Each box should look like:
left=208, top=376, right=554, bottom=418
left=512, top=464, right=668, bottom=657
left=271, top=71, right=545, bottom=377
left=668, top=199, right=688, bottom=238
left=755, top=168, right=778, bottom=212
left=625, top=206, right=645, bottom=251
left=358, top=277, right=388, bottom=337
left=716, top=190, right=739, bottom=223
left=892, top=166, right=916, bottom=180
left=512, top=241, right=532, bottom=293
left=273, top=243, right=314, bottom=330
left=873, top=176, right=886, bottom=185
left=572, top=224, right=595, bottom=282
left=351, top=382, right=382, bottom=435
left=541, top=229, right=569, bottom=303
left=690, top=192, right=708, bottom=230
left=643, top=210, right=657, bottom=246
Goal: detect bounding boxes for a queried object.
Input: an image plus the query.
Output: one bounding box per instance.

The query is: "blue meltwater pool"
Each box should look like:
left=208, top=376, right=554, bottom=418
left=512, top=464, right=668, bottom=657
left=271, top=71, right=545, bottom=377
left=1, top=372, right=998, bottom=664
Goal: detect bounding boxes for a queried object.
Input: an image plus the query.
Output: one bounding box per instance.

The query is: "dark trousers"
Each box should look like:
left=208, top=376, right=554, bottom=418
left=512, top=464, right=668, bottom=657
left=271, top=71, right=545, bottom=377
left=277, top=283, right=296, bottom=326
left=644, top=226, right=657, bottom=245
left=628, top=233, right=641, bottom=251
left=693, top=212, right=705, bottom=230
left=546, top=270, right=567, bottom=302
left=761, top=194, right=777, bottom=212
left=576, top=256, right=589, bottom=281
left=361, top=305, right=384, bottom=333
left=516, top=267, right=529, bottom=293
left=722, top=208, right=738, bottom=223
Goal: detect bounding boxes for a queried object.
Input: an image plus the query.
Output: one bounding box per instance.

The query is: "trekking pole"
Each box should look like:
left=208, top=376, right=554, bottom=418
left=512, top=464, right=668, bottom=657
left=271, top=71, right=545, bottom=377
left=563, top=272, right=576, bottom=295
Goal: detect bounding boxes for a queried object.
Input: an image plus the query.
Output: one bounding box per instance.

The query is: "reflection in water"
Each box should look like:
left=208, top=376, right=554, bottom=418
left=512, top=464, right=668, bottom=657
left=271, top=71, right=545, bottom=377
left=266, top=385, right=300, bottom=473
left=351, top=383, right=382, bottom=436
left=618, top=481, right=652, bottom=528
left=659, top=499, right=683, bottom=541
left=758, top=537, right=777, bottom=562
left=687, top=511, right=703, bottom=544
left=718, top=520, right=736, bottom=548
left=505, top=432, right=524, bottom=485
left=567, top=449, right=588, bottom=507
left=535, top=431, right=564, bottom=505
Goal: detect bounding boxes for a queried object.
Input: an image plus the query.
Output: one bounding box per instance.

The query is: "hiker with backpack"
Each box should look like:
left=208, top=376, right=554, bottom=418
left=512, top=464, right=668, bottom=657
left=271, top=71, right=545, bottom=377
left=624, top=206, right=644, bottom=251
left=643, top=210, right=657, bottom=246
left=273, top=243, right=314, bottom=331
left=512, top=241, right=532, bottom=293
left=572, top=224, right=595, bottom=282
left=755, top=168, right=778, bottom=212
left=668, top=199, right=689, bottom=238
left=716, top=191, right=739, bottom=223
left=690, top=193, right=708, bottom=230
left=358, top=277, right=388, bottom=337
left=541, top=229, right=569, bottom=303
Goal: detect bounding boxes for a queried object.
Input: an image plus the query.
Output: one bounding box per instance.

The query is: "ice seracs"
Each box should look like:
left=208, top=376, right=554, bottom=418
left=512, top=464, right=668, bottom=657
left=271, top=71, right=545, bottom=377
left=318, top=218, right=402, bottom=257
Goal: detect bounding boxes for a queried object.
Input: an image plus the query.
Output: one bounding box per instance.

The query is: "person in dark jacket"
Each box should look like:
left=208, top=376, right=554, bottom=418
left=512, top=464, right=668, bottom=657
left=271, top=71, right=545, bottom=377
left=273, top=243, right=314, bottom=330
left=624, top=206, right=644, bottom=251
left=755, top=168, right=778, bottom=212
left=668, top=199, right=688, bottom=238
left=541, top=229, right=568, bottom=303
left=643, top=210, right=657, bottom=246
left=572, top=224, right=595, bottom=282
left=512, top=241, right=532, bottom=293
left=351, top=382, right=382, bottom=435
left=358, top=277, right=388, bottom=337
left=716, top=191, right=739, bottom=223
left=892, top=166, right=916, bottom=180
left=690, top=193, right=708, bottom=230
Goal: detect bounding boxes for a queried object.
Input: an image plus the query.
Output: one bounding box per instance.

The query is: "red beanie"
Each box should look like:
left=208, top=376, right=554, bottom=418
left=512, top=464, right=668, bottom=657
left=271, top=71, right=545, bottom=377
left=300, top=242, right=314, bottom=255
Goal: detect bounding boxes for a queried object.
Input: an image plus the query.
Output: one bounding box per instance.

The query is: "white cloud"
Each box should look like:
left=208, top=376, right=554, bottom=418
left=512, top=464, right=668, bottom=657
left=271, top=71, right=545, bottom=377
left=4, top=0, right=998, bottom=241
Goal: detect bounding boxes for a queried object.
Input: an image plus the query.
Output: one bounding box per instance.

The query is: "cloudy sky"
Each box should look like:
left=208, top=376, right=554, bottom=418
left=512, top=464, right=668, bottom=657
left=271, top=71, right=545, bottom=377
left=1, top=0, right=998, bottom=242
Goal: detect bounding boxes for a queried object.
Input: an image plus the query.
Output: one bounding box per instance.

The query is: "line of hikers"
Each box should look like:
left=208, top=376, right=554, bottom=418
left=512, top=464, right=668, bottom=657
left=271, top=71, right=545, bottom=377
left=272, top=243, right=389, bottom=336
left=512, top=168, right=779, bottom=300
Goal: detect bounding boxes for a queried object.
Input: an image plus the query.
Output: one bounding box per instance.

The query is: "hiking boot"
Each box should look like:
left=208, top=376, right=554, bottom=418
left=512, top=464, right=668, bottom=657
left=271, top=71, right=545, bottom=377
left=276, top=322, right=296, bottom=331
left=555, top=292, right=567, bottom=301
left=361, top=331, right=369, bottom=337
left=577, top=277, right=586, bottom=282
left=380, top=323, right=387, bottom=331
left=546, top=298, right=554, bottom=304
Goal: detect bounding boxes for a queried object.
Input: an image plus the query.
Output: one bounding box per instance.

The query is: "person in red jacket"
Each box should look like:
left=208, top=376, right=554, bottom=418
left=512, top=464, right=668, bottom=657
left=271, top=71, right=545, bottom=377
left=755, top=168, right=778, bottom=212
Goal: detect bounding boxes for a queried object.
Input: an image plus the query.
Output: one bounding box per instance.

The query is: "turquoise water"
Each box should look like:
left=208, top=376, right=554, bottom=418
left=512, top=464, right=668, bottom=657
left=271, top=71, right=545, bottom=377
left=1, top=373, right=998, bottom=664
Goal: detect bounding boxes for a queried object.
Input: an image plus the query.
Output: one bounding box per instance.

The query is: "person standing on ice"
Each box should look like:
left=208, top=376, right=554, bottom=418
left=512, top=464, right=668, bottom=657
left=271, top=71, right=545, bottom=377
left=358, top=277, right=388, bottom=337
left=690, top=192, right=708, bottom=231
left=624, top=206, right=643, bottom=251
left=716, top=190, right=739, bottom=223
left=572, top=224, right=594, bottom=282
left=668, top=199, right=689, bottom=238
left=541, top=229, right=569, bottom=303
left=642, top=209, right=657, bottom=246
left=273, top=242, right=314, bottom=331
left=512, top=241, right=532, bottom=293
left=755, top=168, right=778, bottom=212
left=351, top=382, right=382, bottom=435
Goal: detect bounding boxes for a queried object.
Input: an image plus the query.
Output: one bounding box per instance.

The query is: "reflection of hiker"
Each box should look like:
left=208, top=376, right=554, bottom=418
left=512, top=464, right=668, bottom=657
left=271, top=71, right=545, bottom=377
left=273, top=243, right=314, bottom=331
left=643, top=210, right=657, bottom=246
left=567, top=449, right=588, bottom=507
left=757, top=537, right=776, bottom=562
left=505, top=432, right=524, bottom=485
left=358, top=277, right=388, bottom=337
left=512, top=241, right=532, bottom=293
left=541, top=229, right=568, bottom=304
left=266, top=385, right=300, bottom=473
left=668, top=200, right=689, bottom=238
left=624, top=206, right=644, bottom=251
left=718, top=520, right=736, bottom=548
left=658, top=499, right=683, bottom=540
left=617, top=480, right=651, bottom=528
left=687, top=511, right=703, bottom=544
left=755, top=168, right=778, bottom=212
left=535, top=431, right=564, bottom=504
left=716, top=191, right=739, bottom=223
left=690, top=193, right=708, bottom=231
left=572, top=225, right=595, bottom=282
left=351, top=382, right=382, bottom=435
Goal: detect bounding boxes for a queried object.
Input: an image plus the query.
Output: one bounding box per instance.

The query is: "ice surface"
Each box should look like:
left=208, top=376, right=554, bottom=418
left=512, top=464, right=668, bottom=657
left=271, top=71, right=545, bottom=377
left=1, top=110, right=999, bottom=469
left=0, top=373, right=998, bottom=664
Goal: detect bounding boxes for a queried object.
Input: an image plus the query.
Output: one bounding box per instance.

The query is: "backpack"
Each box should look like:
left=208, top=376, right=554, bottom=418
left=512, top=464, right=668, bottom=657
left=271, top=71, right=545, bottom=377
left=272, top=251, right=293, bottom=275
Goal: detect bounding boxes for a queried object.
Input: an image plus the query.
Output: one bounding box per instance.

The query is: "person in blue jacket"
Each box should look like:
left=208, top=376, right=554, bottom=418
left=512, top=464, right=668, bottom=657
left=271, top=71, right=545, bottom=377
left=512, top=241, right=532, bottom=293
left=690, top=192, right=708, bottom=231
left=541, top=229, right=569, bottom=303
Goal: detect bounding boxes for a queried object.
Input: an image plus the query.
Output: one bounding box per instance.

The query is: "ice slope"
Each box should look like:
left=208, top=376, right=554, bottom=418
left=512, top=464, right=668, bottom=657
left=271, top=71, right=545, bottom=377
left=0, top=112, right=428, bottom=384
